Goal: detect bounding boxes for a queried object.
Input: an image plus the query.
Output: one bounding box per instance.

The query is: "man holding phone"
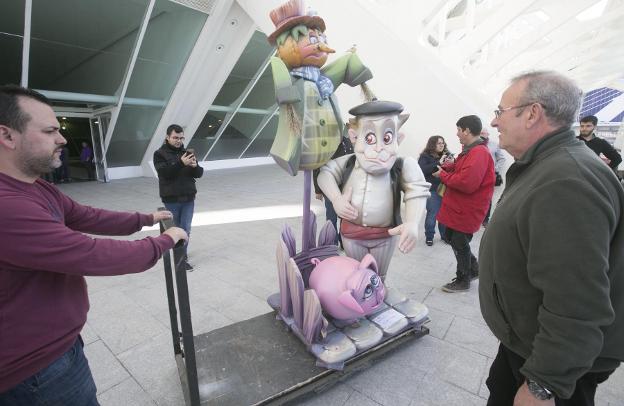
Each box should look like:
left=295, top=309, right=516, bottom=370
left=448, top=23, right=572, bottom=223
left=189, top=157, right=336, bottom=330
left=154, top=124, right=204, bottom=271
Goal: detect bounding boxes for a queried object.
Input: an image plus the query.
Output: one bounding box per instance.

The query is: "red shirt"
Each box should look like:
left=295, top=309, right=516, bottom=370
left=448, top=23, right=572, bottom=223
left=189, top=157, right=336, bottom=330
left=437, top=143, right=495, bottom=233
left=0, top=174, right=174, bottom=392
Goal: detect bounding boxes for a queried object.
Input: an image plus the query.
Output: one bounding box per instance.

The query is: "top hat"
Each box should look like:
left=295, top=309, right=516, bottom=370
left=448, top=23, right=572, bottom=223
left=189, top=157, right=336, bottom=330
left=268, top=0, right=326, bottom=45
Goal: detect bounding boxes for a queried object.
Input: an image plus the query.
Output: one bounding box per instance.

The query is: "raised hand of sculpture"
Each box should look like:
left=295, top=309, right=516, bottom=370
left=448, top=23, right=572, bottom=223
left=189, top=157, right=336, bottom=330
left=309, top=254, right=385, bottom=322
left=317, top=100, right=431, bottom=281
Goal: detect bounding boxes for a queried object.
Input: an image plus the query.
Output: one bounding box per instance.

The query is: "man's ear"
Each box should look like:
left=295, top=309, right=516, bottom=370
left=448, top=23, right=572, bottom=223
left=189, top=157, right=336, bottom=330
left=0, top=125, right=17, bottom=150
left=348, top=126, right=358, bottom=145
left=525, top=103, right=542, bottom=129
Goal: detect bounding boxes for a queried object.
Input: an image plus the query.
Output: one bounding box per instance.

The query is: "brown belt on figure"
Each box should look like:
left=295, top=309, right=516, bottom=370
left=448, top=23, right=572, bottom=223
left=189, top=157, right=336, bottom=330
left=340, top=220, right=391, bottom=240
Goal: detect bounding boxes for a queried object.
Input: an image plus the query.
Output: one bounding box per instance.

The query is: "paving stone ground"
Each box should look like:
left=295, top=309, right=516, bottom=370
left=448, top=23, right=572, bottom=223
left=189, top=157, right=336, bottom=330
left=57, top=164, right=623, bottom=406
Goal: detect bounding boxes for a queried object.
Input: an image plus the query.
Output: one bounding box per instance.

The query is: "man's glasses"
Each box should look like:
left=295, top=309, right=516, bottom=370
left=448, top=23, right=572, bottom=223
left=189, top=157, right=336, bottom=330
left=494, top=102, right=540, bottom=118
left=170, top=136, right=185, bottom=141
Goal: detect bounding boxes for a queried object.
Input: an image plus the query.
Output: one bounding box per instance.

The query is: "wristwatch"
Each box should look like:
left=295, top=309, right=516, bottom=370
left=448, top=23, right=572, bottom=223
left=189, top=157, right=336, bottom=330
left=527, top=378, right=554, bottom=400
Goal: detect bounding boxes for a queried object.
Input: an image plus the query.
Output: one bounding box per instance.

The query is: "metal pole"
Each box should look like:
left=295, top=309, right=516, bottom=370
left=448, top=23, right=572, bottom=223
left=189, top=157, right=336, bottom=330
left=158, top=212, right=182, bottom=355
left=302, top=170, right=312, bottom=252
left=159, top=208, right=199, bottom=405
left=172, top=244, right=200, bottom=406
left=21, top=0, right=32, bottom=87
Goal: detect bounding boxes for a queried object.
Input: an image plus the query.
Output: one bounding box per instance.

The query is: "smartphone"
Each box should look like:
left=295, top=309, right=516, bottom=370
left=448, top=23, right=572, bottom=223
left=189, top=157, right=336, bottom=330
left=185, top=148, right=195, bottom=156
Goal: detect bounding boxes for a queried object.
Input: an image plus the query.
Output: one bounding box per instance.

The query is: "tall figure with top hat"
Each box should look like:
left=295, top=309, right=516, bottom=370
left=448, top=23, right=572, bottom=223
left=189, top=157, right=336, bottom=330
left=268, top=0, right=374, bottom=177
left=267, top=0, right=375, bottom=257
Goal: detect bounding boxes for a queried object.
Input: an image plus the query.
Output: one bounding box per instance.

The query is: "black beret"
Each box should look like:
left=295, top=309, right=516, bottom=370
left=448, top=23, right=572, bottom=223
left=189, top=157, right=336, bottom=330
left=348, top=100, right=404, bottom=117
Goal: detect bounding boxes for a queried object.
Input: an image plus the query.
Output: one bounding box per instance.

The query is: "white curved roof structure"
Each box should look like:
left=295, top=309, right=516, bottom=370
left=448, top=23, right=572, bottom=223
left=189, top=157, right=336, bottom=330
left=240, top=0, right=624, bottom=154
left=2, top=0, right=622, bottom=178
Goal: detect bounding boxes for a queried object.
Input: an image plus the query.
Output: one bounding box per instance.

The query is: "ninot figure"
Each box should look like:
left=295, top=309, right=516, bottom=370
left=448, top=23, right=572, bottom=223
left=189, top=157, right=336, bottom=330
left=317, top=100, right=430, bottom=281
left=309, top=254, right=385, bottom=322
left=267, top=0, right=374, bottom=176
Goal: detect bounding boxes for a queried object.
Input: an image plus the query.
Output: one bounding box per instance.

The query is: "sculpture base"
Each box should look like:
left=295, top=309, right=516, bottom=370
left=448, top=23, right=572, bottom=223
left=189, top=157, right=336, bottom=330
left=190, top=311, right=428, bottom=405
left=267, top=286, right=430, bottom=369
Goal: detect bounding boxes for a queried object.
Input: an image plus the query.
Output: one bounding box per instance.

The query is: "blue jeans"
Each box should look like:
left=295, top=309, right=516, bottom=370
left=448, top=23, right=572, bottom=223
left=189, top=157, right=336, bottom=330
left=424, top=192, right=446, bottom=240
left=164, top=201, right=195, bottom=256
left=0, top=338, right=99, bottom=406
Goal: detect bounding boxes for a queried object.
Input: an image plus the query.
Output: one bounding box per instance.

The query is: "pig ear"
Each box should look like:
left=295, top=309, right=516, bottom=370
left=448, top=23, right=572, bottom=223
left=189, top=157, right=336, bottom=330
left=359, top=254, right=379, bottom=275
left=338, top=291, right=365, bottom=315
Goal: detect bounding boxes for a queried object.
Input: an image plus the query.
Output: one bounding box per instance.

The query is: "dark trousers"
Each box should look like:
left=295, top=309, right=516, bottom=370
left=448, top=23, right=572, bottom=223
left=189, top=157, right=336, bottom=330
left=83, top=162, right=95, bottom=180
left=487, top=344, right=615, bottom=406
left=444, top=227, right=477, bottom=280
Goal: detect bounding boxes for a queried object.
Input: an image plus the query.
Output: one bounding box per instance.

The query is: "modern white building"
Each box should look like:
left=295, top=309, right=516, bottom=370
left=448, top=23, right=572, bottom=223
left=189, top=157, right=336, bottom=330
left=2, top=0, right=623, bottom=181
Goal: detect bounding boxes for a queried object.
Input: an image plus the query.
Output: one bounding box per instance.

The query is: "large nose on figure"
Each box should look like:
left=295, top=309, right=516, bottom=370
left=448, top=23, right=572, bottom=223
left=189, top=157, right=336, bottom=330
left=318, top=43, right=335, bottom=54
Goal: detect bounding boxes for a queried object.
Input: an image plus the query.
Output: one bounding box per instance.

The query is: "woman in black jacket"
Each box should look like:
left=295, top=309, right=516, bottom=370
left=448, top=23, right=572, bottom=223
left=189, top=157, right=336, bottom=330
left=418, top=135, right=452, bottom=246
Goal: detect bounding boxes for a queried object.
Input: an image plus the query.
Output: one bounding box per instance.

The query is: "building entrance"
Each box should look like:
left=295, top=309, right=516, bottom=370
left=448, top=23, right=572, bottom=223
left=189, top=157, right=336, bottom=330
left=52, top=108, right=110, bottom=183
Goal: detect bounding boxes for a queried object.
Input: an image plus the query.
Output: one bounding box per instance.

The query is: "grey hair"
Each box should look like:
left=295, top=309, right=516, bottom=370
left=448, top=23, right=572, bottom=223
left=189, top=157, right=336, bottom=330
left=511, top=70, right=583, bottom=128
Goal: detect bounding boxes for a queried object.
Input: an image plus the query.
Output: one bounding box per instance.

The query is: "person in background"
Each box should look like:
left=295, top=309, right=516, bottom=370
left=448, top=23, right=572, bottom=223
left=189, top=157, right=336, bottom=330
left=54, top=145, right=70, bottom=183
left=480, top=128, right=506, bottom=227
left=0, top=85, right=188, bottom=406
left=313, top=134, right=354, bottom=247
left=418, top=135, right=451, bottom=246
left=80, top=141, right=95, bottom=180
left=577, top=115, right=622, bottom=176
left=153, top=124, right=204, bottom=271
left=435, top=115, right=494, bottom=293
left=614, top=130, right=624, bottom=180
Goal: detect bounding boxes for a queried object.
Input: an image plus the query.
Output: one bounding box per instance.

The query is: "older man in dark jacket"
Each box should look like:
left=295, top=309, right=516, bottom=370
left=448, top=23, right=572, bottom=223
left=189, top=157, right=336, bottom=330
left=480, top=71, right=624, bottom=405
left=153, top=124, right=203, bottom=271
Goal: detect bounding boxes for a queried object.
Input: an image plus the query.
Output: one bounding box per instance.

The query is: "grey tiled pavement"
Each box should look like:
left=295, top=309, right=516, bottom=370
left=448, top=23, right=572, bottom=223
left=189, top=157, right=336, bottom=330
left=57, top=164, right=624, bottom=406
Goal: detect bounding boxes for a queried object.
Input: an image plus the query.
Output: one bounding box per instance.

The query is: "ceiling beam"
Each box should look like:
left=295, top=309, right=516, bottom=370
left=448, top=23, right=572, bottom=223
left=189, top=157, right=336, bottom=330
left=440, top=0, right=541, bottom=66
left=471, top=0, right=595, bottom=83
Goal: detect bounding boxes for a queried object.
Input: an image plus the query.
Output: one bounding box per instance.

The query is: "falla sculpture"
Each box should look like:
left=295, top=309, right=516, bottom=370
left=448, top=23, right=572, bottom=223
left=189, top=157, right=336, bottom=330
left=309, top=254, right=385, bottom=322
left=265, top=0, right=430, bottom=369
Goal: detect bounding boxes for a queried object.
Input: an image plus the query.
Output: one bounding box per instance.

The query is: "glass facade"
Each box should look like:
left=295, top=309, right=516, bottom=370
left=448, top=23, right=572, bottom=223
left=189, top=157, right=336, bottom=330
left=189, top=30, right=277, bottom=161
left=240, top=115, right=278, bottom=158
left=1, top=2, right=279, bottom=173
left=0, top=0, right=24, bottom=85
left=107, top=0, right=206, bottom=166
left=29, top=0, right=148, bottom=95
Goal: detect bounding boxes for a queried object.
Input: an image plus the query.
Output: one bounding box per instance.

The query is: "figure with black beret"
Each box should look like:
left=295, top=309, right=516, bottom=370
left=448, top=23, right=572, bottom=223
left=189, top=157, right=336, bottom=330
left=317, top=100, right=431, bottom=281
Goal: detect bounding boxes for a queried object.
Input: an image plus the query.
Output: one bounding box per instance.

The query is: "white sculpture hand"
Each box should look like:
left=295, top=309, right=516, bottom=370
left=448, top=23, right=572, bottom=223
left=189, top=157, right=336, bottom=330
left=388, top=221, right=418, bottom=254
left=333, top=187, right=358, bottom=221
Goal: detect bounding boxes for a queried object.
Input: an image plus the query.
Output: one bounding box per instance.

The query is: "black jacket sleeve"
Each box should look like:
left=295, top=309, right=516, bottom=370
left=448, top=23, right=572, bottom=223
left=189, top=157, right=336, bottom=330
left=600, top=139, right=622, bottom=169
left=192, top=165, right=204, bottom=179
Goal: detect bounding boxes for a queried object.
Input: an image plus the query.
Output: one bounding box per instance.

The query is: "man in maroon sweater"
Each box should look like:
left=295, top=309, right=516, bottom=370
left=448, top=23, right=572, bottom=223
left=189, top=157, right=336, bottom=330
left=0, top=85, right=188, bottom=405
left=434, top=115, right=495, bottom=293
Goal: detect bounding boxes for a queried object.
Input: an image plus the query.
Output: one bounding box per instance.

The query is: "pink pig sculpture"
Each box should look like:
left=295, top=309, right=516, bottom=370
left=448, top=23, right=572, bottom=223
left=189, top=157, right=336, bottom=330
left=309, top=254, right=385, bottom=321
